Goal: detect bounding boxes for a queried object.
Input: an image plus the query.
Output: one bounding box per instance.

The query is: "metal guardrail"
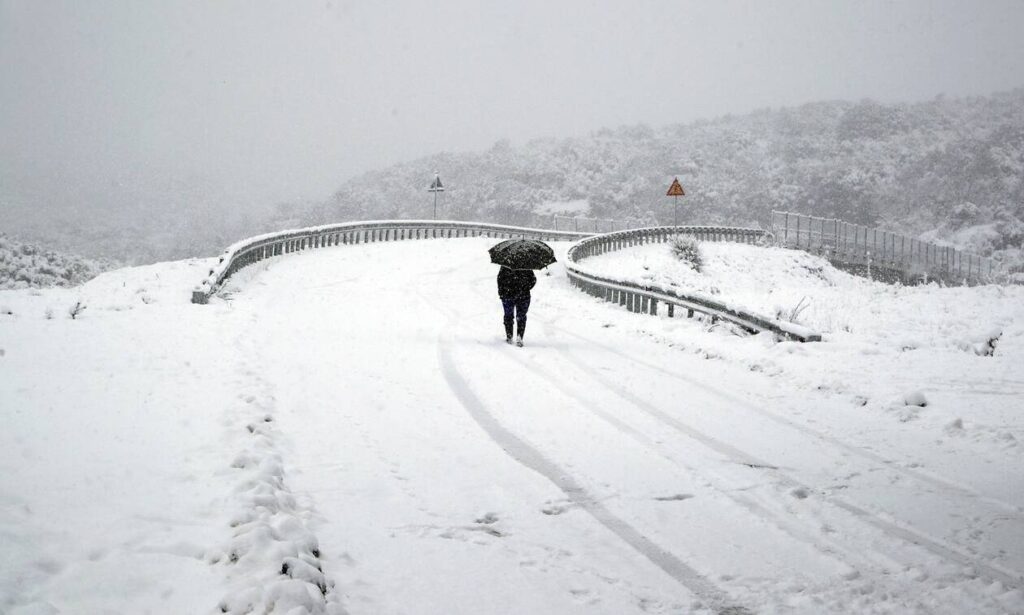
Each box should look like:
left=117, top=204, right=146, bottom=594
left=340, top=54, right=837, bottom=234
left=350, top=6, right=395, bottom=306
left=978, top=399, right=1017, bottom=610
left=565, top=226, right=823, bottom=343
left=192, top=219, right=822, bottom=342
left=191, top=220, right=590, bottom=304
left=770, top=211, right=998, bottom=285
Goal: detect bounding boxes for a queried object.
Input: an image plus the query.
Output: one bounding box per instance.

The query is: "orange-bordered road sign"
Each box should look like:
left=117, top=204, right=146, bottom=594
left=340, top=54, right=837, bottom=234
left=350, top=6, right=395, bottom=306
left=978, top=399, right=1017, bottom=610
left=666, top=178, right=685, bottom=196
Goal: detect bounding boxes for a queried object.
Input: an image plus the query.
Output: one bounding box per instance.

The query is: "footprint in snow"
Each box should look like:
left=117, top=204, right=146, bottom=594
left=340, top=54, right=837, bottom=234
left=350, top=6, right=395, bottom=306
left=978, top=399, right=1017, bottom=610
left=467, top=525, right=504, bottom=537
left=541, top=503, right=570, bottom=516
left=474, top=512, right=499, bottom=524
left=653, top=493, right=694, bottom=502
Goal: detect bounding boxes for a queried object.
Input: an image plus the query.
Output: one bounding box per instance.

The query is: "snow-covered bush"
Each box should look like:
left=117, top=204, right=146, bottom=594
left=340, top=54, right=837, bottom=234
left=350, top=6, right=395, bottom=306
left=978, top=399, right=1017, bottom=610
left=0, top=234, right=106, bottom=289
left=670, top=235, right=703, bottom=272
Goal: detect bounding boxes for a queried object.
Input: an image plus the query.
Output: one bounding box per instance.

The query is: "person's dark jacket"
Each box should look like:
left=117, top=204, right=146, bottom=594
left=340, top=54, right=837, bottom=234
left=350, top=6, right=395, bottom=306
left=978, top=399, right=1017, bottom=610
left=497, top=267, right=536, bottom=300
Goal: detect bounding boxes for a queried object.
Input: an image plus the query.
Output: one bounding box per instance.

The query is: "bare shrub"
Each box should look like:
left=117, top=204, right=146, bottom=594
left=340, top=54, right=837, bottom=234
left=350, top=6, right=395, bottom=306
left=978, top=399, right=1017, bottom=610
left=775, top=296, right=810, bottom=324
left=68, top=301, right=86, bottom=319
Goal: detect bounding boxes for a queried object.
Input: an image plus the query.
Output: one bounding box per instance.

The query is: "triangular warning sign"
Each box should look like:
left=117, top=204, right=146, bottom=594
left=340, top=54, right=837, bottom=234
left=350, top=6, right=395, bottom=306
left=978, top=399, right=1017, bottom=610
left=666, top=178, right=685, bottom=196
left=429, top=175, right=444, bottom=191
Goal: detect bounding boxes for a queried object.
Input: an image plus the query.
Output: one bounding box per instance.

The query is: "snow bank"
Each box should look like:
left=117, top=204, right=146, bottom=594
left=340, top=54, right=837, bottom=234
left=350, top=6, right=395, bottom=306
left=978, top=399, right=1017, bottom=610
left=579, top=241, right=1019, bottom=352
left=563, top=239, right=1024, bottom=455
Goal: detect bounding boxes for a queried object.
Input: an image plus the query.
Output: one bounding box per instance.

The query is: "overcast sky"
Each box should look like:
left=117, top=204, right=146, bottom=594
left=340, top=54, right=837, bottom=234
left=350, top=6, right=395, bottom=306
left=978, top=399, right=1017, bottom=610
left=2, top=0, right=1024, bottom=221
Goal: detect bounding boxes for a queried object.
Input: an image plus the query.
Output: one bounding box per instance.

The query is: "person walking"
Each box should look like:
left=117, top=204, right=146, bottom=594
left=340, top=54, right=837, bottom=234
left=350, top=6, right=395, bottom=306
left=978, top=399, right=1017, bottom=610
left=497, top=266, right=536, bottom=347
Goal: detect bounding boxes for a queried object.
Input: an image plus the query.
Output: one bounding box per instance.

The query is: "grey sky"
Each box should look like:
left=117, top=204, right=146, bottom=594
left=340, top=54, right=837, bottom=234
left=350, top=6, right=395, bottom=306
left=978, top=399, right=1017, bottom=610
left=2, top=0, right=1023, bottom=221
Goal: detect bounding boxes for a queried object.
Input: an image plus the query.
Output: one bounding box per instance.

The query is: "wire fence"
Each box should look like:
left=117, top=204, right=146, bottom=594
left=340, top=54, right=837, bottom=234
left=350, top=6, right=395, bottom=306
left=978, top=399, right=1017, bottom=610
left=770, top=211, right=998, bottom=285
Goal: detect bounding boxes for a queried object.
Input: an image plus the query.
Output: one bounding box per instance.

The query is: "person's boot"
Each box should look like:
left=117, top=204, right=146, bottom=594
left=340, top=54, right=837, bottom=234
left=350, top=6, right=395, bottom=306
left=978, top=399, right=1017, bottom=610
left=516, top=320, right=526, bottom=347
left=504, top=319, right=514, bottom=344
left=515, top=335, right=524, bottom=347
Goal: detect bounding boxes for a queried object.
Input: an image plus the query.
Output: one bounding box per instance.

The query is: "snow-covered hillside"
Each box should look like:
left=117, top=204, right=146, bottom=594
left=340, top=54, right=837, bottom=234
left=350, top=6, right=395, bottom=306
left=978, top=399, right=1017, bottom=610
left=299, top=90, right=1024, bottom=272
left=0, top=235, right=106, bottom=290
left=7, top=91, right=1023, bottom=272
left=1, top=238, right=1022, bottom=614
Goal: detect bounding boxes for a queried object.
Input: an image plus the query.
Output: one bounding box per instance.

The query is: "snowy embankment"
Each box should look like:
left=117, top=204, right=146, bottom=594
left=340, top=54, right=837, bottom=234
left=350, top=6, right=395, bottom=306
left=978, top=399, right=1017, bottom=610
left=0, top=259, right=344, bottom=614
left=580, top=241, right=1022, bottom=445
left=2, top=237, right=1023, bottom=614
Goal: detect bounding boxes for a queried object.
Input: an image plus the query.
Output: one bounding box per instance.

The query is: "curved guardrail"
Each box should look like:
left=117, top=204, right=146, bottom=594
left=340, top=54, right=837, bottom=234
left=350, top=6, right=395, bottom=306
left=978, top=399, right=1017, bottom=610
left=565, top=226, right=823, bottom=342
left=191, top=220, right=590, bottom=304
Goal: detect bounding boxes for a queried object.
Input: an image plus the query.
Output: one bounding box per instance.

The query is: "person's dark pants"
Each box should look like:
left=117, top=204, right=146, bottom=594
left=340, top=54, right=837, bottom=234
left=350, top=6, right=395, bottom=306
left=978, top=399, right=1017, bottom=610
left=502, top=295, right=531, bottom=339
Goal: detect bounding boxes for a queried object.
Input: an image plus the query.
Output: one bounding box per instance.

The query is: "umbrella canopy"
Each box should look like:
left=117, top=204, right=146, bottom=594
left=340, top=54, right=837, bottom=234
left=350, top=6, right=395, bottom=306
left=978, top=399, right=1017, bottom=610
left=488, top=238, right=557, bottom=270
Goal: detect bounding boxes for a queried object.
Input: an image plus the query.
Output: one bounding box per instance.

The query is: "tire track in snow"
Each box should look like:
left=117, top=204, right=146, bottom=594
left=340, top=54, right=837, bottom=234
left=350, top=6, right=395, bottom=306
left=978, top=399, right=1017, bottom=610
left=543, top=327, right=1024, bottom=590
left=416, top=285, right=750, bottom=615
left=473, top=264, right=1024, bottom=521
left=458, top=272, right=898, bottom=574
left=447, top=279, right=894, bottom=594
left=488, top=338, right=885, bottom=576
left=436, top=338, right=752, bottom=615
left=451, top=262, right=1024, bottom=605
left=548, top=322, right=1023, bottom=516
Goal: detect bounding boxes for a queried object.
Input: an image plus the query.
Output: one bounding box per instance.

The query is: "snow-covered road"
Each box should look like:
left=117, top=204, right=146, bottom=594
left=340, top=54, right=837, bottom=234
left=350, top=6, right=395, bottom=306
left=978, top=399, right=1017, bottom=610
left=234, top=238, right=1022, bottom=614
left=2, top=237, right=1021, bottom=614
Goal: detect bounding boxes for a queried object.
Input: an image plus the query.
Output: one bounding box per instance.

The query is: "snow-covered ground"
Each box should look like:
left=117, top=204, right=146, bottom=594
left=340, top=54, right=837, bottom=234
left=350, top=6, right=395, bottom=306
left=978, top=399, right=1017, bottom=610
left=1, top=237, right=1022, bottom=614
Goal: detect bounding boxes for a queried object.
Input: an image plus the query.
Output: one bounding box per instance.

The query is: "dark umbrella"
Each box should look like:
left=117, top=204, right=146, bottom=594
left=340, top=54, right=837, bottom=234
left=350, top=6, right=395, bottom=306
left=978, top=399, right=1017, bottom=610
left=488, top=238, right=557, bottom=270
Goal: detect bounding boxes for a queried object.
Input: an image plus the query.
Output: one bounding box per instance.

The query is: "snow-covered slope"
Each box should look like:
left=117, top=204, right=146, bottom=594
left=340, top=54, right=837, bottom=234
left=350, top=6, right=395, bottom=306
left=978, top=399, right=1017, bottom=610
left=1, top=239, right=1022, bottom=614
left=582, top=240, right=1015, bottom=351
left=580, top=241, right=1022, bottom=442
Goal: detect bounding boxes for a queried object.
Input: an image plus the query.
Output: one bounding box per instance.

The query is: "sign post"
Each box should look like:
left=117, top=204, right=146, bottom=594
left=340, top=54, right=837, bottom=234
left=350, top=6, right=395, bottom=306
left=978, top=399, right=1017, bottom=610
left=428, top=172, right=445, bottom=219
left=666, top=177, right=685, bottom=226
